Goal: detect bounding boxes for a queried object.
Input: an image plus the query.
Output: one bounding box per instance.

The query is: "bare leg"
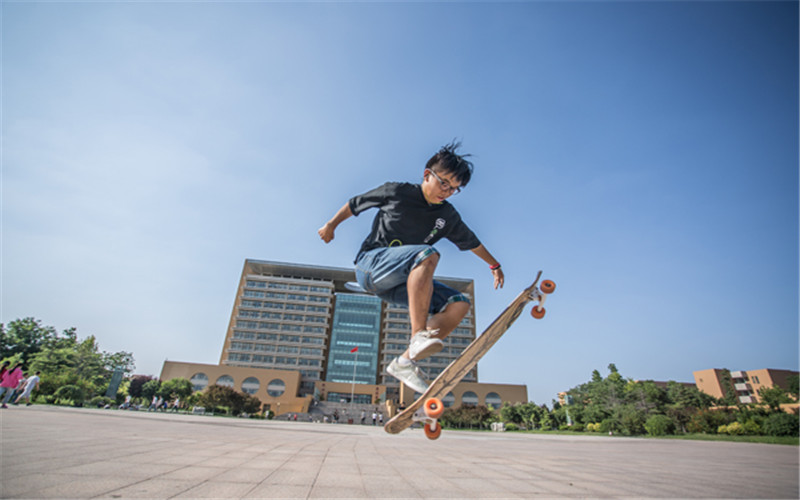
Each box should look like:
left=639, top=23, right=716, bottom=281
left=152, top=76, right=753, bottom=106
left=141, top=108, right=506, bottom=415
left=406, top=252, right=438, bottom=333
left=427, top=301, right=470, bottom=339
left=401, top=253, right=438, bottom=360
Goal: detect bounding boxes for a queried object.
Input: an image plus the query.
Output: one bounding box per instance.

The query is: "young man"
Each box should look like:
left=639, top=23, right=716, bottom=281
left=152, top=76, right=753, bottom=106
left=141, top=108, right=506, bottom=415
left=318, top=142, right=504, bottom=394
left=14, top=371, right=41, bottom=406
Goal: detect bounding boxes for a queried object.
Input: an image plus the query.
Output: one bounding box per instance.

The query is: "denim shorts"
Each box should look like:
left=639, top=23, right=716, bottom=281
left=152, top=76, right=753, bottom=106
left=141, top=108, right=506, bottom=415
left=355, top=245, right=470, bottom=314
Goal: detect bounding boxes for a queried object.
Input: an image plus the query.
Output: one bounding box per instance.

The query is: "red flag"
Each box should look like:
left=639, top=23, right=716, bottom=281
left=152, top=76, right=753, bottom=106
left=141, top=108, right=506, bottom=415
left=350, top=347, right=359, bottom=353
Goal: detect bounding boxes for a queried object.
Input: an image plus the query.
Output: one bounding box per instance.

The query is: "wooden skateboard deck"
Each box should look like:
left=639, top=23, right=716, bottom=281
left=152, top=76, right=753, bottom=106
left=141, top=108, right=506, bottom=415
left=384, top=271, right=555, bottom=438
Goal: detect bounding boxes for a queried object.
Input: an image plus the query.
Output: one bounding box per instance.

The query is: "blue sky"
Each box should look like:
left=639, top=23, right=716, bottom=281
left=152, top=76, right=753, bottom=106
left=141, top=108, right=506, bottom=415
left=3, top=1, right=797, bottom=406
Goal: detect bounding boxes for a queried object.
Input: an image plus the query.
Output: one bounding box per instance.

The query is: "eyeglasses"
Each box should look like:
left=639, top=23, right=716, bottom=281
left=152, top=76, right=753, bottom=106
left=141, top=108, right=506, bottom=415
left=428, top=169, right=461, bottom=195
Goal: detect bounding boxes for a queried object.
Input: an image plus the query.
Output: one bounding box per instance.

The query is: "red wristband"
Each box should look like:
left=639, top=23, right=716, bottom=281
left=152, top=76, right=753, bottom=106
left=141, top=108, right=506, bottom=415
left=490, top=263, right=501, bottom=271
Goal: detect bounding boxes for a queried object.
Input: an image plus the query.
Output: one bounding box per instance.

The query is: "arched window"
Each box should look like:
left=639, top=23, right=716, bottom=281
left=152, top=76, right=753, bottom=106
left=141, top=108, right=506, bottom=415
left=216, top=375, right=234, bottom=388
left=486, top=392, right=502, bottom=408
left=190, top=373, right=208, bottom=392
left=462, top=391, right=479, bottom=406
left=267, top=379, right=286, bottom=397
left=241, top=377, right=260, bottom=395
left=443, top=392, right=455, bottom=408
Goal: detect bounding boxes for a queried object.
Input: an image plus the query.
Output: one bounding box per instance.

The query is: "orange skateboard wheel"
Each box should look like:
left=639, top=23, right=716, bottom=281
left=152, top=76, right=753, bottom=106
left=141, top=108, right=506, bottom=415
left=540, top=280, right=556, bottom=294
left=531, top=306, right=546, bottom=319
left=424, top=397, right=445, bottom=419
left=424, top=421, right=442, bottom=440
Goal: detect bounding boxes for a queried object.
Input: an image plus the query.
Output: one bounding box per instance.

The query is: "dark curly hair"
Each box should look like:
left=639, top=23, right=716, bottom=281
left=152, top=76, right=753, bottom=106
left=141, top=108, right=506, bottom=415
left=425, top=140, right=474, bottom=188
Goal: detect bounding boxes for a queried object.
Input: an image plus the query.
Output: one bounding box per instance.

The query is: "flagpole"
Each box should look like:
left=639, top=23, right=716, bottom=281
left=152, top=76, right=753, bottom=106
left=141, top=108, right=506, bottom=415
left=350, top=349, right=358, bottom=405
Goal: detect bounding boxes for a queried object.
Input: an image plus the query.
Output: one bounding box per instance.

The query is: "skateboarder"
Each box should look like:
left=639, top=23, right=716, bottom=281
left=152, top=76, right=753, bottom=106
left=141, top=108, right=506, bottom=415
left=318, top=141, right=504, bottom=394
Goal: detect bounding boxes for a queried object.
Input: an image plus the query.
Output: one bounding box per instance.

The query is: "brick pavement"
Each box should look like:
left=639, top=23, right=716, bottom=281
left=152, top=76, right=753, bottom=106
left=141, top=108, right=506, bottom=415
left=1, top=406, right=797, bottom=499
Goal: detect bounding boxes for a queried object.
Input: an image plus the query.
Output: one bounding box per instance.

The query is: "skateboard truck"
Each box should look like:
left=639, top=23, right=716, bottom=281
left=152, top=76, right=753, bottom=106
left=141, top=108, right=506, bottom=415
left=530, top=279, right=556, bottom=319
left=384, top=272, right=556, bottom=439
left=411, top=397, right=445, bottom=440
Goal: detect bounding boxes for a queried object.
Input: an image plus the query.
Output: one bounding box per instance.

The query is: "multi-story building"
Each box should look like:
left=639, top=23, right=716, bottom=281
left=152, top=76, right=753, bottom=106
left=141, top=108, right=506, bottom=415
left=160, top=259, right=527, bottom=415
left=694, top=368, right=798, bottom=405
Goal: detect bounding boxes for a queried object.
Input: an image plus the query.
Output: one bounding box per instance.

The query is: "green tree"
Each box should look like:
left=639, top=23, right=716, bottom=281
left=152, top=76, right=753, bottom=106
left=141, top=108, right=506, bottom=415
left=22, top=321, right=135, bottom=402
left=198, top=384, right=261, bottom=416
left=239, top=393, right=263, bottom=415
left=500, top=402, right=523, bottom=426
left=687, top=408, right=736, bottom=434
left=141, top=379, right=162, bottom=401
left=566, top=364, right=628, bottom=428
left=45, top=327, right=78, bottom=350
left=159, top=378, right=193, bottom=401
left=644, top=414, right=676, bottom=436
left=129, top=375, right=155, bottom=399
left=762, top=412, right=799, bottom=437
left=615, top=405, right=647, bottom=435
left=663, top=382, right=715, bottom=433
left=103, top=351, right=135, bottom=376
left=441, top=405, right=496, bottom=429
left=28, top=335, right=116, bottom=398
left=787, top=375, right=799, bottom=399
left=625, top=381, right=668, bottom=413
left=666, top=382, right=715, bottom=410
left=1, top=318, right=57, bottom=362
left=758, top=386, right=793, bottom=411
left=718, top=369, right=738, bottom=406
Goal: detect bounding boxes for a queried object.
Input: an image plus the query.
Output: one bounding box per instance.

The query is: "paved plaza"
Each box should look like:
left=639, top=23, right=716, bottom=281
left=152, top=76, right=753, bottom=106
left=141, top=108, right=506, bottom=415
left=1, top=406, right=797, bottom=499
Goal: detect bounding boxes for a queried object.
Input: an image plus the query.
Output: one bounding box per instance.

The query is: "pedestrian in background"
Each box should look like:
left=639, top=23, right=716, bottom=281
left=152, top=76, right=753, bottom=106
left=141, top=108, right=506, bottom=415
left=14, top=371, right=41, bottom=406
left=0, top=363, right=24, bottom=408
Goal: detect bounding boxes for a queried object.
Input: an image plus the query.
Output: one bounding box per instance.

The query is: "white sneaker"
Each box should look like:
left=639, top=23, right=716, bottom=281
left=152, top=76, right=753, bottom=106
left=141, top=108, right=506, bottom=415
left=408, top=329, right=443, bottom=361
left=387, top=358, right=429, bottom=394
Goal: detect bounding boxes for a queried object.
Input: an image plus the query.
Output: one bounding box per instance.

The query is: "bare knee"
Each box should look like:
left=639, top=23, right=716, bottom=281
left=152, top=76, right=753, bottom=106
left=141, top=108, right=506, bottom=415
left=421, top=251, right=439, bottom=269
left=454, top=300, right=470, bottom=315
left=449, top=301, right=470, bottom=320
left=413, top=252, right=439, bottom=276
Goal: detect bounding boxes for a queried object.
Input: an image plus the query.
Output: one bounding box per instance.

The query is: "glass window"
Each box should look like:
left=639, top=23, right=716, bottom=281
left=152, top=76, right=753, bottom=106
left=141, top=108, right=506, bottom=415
left=216, top=375, right=234, bottom=387
left=462, top=391, right=479, bottom=406
left=190, top=373, right=208, bottom=392
left=267, top=379, right=286, bottom=397
left=486, top=392, right=502, bottom=408
left=443, top=392, right=455, bottom=408
left=241, top=377, right=260, bottom=395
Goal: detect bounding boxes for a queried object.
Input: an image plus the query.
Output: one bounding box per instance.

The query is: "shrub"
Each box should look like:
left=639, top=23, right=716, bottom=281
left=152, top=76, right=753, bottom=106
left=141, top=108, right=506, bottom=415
left=89, top=396, right=115, bottom=408
left=586, top=423, right=601, bottom=432
left=762, top=412, right=799, bottom=437
left=618, top=408, right=647, bottom=435
left=570, top=424, right=585, bottom=432
left=688, top=409, right=735, bottom=434
left=597, top=418, right=617, bottom=434
left=743, top=419, right=761, bottom=435
left=54, top=385, right=85, bottom=405
left=505, top=423, right=519, bottom=431
left=726, top=421, right=745, bottom=435
left=645, top=415, right=675, bottom=436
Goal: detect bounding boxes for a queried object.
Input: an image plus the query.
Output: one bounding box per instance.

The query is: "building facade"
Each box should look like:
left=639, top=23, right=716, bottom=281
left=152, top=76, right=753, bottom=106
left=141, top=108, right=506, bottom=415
left=694, top=368, right=799, bottom=405
left=161, top=259, right=527, bottom=415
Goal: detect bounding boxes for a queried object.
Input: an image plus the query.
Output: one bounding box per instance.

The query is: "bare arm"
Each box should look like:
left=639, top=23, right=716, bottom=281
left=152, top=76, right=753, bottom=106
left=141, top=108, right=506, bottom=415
left=470, top=244, right=505, bottom=289
left=318, top=203, right=353, bottom=243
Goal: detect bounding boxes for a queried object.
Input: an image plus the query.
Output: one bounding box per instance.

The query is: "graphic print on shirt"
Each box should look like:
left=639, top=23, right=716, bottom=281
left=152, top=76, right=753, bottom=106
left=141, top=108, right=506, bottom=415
left=424, top=218, right=447, bottom=244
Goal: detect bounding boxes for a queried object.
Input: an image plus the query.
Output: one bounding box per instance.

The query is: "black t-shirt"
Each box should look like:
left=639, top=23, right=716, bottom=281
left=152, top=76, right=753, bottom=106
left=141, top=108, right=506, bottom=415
left=349, top=182, right=481, bottom=259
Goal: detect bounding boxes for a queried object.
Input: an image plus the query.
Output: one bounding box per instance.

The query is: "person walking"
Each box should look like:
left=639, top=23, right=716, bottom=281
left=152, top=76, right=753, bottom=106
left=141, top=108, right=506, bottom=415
left=0, top=364, right=24, bottom=408
left=14, top=371, right=41, bottom=406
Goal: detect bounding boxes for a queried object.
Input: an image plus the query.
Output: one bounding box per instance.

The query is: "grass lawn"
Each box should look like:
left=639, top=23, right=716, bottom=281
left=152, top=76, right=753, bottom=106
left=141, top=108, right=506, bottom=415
left=450, top=427, right=799, bottom=445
